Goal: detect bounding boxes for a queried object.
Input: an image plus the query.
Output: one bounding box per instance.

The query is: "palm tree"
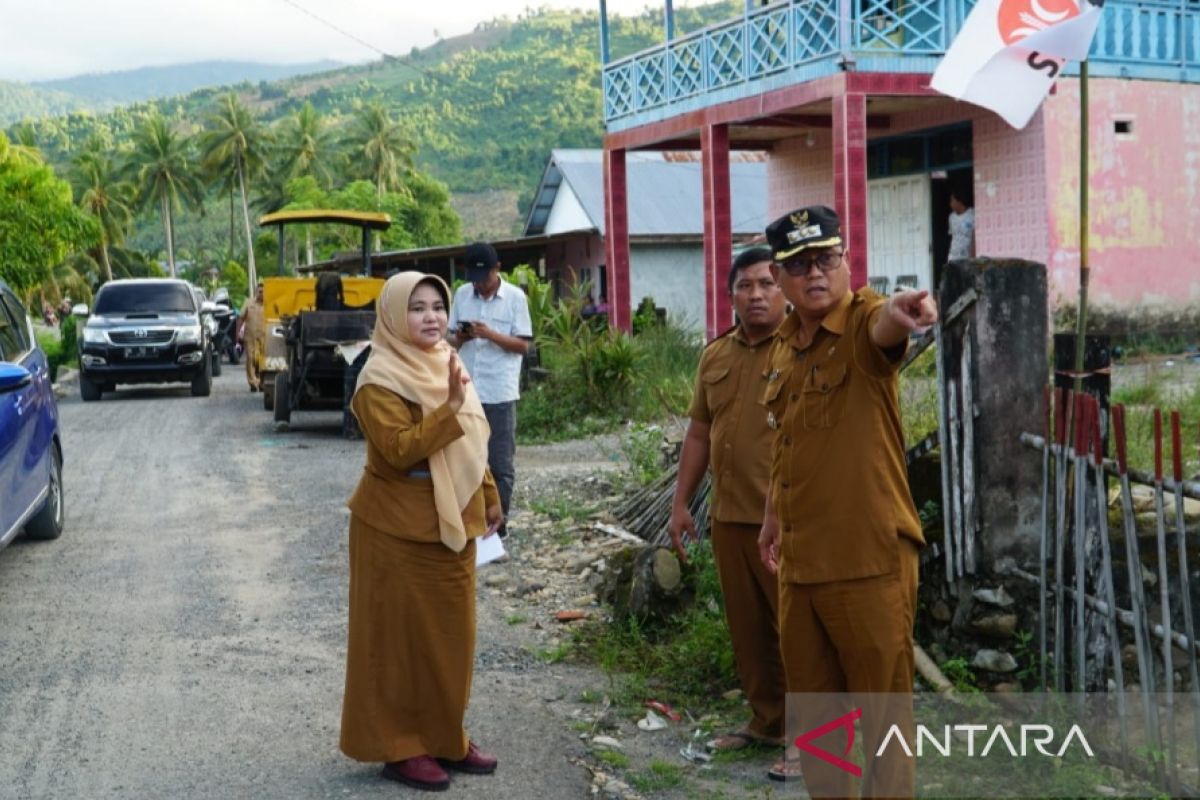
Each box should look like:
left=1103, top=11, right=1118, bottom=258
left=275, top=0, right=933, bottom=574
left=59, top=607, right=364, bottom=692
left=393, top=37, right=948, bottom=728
left=126, top=113, right=204, bottom=278
left=344, top=102, right=414, bottom=200
left=72, top=140, right=135, bottom=284
left=199, top=93, right=271, bottom=287
left=344, top=102, right=413, bottom=250
left=278, top=101, right=338, bottom=188
left=7, top=122, right=43, bottom=164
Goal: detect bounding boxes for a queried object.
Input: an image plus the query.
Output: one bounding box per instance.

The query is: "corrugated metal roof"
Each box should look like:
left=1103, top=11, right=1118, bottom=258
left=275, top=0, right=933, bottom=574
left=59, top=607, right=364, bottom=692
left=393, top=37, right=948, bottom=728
left=524, top=149, right=768, bottom=237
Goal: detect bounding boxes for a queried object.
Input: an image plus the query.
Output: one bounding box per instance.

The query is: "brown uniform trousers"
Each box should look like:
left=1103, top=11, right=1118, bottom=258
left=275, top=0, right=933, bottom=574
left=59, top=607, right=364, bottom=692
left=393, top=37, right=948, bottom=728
left=762, top=291, right=925, bottom=798
left=241, top=302, right=263, bottom=390
left=690, top=327, right=786, bottom=740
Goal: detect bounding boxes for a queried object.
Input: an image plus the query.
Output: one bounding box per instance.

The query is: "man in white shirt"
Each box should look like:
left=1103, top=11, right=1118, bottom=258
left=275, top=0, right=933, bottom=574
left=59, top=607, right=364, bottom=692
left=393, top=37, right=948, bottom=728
left=448, top=242, right=533, bottom=537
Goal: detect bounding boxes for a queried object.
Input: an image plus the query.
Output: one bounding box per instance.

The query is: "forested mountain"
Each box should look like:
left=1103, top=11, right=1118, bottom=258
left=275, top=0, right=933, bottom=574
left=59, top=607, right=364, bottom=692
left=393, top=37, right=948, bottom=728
left=34, top=60, right=343, bottom=111
left=4, top=3, right=740, bottom=260
left=0, top=81, right=83, bottom=126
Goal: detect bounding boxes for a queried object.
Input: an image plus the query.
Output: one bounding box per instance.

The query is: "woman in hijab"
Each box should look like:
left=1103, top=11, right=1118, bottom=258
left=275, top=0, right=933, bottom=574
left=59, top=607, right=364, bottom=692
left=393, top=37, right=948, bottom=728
left=340, top=272, right=503, bottom=792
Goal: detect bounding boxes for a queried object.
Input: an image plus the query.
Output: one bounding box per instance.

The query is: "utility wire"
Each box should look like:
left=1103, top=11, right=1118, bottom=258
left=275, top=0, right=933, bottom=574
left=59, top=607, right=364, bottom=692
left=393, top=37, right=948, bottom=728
left=273, top=0, right=504, bottom=107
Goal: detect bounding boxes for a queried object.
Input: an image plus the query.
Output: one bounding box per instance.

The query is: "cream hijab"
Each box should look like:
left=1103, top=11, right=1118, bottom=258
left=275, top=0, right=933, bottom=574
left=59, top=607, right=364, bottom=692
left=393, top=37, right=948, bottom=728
left=355, top=272, right=490, bottom=552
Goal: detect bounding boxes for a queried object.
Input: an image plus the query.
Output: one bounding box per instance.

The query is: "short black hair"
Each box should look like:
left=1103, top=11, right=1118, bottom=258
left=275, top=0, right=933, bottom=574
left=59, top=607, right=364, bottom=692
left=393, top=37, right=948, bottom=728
left=727, top=247, right=773, bottom=292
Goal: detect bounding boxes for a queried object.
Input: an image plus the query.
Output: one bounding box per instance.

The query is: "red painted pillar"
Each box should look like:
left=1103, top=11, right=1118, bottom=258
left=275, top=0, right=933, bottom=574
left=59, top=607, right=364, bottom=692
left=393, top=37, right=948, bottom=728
left=832, top=92, right=869, bottom=290
left=701, top=123, right=732, bottom=341
left=603, top=146, right=632, bottom=332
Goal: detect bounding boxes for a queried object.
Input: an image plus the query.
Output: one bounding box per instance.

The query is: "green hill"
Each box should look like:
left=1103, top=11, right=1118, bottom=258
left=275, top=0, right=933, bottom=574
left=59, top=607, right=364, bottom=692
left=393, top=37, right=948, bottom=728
left=7, top=3, right=740, bottom=245
left=34, top=60, right=344, bottom=110
left=0, top=81, right=84, bottom=126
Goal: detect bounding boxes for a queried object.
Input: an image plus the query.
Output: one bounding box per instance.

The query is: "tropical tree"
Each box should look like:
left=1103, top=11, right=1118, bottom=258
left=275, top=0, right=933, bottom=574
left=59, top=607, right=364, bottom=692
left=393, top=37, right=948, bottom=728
left=278, top=101, right=338, bottom=188
left=71, top=138, right=135, bottom=284
left=0, top=133, right=97, bottom=297
left=343, top=102, right=414, bottom=200
left=126, top=112, right=204, bottom=278
left=199, top=93, right=271, bottom=287
left=343, top=103, right=413, bottom=250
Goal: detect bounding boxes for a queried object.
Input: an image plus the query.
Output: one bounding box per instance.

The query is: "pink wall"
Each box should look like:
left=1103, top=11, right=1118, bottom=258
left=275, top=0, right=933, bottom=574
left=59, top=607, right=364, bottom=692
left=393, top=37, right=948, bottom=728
left=1042, top=78, right=1200, bottom=309
left=768, top=132, right=834, bottom=218
left=766, top=83, right=1200, bottom=311
left=973, top=110, right=1052, bottom=265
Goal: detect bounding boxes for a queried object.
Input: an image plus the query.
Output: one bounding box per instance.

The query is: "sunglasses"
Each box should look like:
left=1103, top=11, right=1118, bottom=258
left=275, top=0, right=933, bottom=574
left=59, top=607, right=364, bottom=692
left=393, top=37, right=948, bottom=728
left=778, top=250, right=845, bottom=276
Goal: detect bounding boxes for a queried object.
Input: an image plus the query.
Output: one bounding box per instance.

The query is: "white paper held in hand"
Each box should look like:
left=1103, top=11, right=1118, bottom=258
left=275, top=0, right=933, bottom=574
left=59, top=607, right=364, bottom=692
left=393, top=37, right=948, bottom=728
left=475, top=533, right=506, bottom=566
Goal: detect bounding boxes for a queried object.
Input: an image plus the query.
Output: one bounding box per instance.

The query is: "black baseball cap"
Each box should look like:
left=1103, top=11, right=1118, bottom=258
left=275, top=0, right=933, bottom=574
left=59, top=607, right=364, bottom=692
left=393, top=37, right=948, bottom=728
left=766, top=206, right=843, bottom=262
left=463, top=242, right=499, bottom=281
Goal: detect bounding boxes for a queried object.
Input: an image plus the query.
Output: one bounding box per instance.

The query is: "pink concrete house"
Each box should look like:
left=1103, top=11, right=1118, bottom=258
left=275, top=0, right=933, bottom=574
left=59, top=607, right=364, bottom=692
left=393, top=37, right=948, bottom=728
left=597, top=0, right=1200, bottom=338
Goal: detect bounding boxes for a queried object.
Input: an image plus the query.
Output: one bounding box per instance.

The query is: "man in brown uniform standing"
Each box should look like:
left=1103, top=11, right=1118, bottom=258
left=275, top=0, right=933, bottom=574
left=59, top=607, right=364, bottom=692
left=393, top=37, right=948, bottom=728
left=668, top=247, right=790, bottom=775
left=238, top=283, right=264, bottom=391
left=757, top=206, right=936, bottom=797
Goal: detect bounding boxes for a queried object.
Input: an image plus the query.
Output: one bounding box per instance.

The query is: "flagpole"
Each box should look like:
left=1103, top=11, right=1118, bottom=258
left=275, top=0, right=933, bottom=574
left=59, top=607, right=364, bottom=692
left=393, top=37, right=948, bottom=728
left=1072, top=59, right=1090, bottom=394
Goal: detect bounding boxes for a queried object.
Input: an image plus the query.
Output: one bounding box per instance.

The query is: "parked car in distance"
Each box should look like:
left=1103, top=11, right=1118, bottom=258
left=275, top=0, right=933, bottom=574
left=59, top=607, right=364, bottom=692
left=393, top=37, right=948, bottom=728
left=74, top=279, right=214, bottom=401
left=0, top=278, right=64, bottom=549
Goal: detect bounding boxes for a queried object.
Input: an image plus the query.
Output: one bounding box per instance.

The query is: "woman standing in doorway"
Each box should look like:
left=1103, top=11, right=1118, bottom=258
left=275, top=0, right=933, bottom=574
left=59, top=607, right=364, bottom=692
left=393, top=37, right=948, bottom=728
left=340, top=271, right=503, bottom=792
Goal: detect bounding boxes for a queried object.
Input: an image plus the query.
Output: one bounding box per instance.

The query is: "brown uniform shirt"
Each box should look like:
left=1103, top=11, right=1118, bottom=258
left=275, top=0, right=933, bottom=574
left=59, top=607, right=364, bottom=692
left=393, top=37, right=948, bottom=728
left=348, top=384, right=500, bottom=543
left=688, top=325, right=780, bottom=525
left=761, top=289, right=923, bottom=585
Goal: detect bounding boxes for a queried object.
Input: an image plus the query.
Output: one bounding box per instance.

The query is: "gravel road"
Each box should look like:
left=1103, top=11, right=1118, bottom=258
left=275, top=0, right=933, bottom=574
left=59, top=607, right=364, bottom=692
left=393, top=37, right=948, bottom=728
left=0, top=367, right=596, bottom=800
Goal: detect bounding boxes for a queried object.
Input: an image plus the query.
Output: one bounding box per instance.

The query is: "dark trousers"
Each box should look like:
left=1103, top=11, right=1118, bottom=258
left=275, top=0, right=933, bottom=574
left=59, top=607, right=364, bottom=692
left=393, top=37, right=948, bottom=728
left=483, top=401, right=516, bottom=531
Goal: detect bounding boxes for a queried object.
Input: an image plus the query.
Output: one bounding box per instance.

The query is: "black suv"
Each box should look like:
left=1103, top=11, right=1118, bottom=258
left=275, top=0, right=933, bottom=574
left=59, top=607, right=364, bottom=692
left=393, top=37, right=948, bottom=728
left=76, top=279, right=213, bottom=401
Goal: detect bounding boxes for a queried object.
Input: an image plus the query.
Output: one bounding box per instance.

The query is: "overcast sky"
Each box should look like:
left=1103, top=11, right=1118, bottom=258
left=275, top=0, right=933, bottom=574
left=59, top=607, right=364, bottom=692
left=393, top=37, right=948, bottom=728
left=0, top=0, right=708, bottom=83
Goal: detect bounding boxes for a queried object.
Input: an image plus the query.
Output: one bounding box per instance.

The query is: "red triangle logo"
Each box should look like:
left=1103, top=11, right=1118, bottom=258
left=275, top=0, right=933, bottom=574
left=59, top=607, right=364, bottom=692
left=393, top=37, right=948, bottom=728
left=793, top=707, right=863, bottom=777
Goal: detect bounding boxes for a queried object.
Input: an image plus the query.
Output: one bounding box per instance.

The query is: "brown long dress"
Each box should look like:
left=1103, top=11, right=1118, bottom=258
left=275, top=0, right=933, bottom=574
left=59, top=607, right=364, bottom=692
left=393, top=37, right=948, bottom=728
left=339, top=384, right=499, bottom=763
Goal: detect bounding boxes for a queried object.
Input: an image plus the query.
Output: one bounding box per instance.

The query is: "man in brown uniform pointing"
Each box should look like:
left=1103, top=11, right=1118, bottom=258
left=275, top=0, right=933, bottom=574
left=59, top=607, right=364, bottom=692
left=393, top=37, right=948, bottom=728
left=668, top=247, right=789, bottom=777
left=757, top=206, right=936, bottom=797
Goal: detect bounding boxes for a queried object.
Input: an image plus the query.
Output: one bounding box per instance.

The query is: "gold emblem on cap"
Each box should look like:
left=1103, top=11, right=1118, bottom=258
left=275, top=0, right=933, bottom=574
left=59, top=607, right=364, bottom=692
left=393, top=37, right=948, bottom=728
left=789, top=210, right=809, bottom=226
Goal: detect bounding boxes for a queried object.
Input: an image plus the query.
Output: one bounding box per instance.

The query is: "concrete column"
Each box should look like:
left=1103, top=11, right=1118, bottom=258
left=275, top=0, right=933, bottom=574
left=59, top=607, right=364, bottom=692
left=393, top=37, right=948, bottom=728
left=603, top=146, right=632, bottom=332
left=832, top=92, right=868, bottom=289
left=701, top=123, right=733, bottom=341
left=938, top=257, right=1048, bottom=571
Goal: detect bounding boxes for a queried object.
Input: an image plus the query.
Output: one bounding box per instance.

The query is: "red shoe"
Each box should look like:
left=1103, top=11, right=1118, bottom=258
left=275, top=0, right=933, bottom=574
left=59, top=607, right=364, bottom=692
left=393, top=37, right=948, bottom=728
left=438, top=741, right=498, bottom=775
left=381, top=756, right=450, bottom=792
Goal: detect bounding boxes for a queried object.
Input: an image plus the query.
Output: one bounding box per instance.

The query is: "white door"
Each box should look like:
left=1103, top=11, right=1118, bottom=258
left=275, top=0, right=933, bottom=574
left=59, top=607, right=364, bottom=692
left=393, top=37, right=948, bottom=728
left=867, top=174, right=932, bottom=294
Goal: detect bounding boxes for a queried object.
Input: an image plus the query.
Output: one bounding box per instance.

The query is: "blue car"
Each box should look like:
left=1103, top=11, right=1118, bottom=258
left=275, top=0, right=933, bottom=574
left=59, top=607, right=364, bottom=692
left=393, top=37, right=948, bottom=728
left=0, top=279, right=64, bottom=549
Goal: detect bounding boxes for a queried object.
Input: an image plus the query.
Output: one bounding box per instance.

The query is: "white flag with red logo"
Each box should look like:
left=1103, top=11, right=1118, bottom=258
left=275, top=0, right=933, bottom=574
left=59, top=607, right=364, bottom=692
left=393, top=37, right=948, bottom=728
left=931, top=0, right=1104, bottom=129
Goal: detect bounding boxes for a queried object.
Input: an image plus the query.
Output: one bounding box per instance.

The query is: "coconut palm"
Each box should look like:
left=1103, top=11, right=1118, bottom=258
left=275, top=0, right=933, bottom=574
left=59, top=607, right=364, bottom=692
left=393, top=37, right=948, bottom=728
left=343, top=102, right=414, bottom=200
left=278, top=101, right=338, bottom=187
left=343, top=102, right=413, bottom=250
left=199, top=93, right=271, bottom=287
left=126, top=113, right=204, bottom=278
left=72, top=140, right=135, bottom=285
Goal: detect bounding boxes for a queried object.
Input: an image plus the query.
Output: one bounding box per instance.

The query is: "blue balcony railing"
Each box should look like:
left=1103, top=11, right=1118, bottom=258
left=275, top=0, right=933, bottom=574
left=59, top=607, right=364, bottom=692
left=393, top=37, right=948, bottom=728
left=602, top=0, right=1200, bottom=127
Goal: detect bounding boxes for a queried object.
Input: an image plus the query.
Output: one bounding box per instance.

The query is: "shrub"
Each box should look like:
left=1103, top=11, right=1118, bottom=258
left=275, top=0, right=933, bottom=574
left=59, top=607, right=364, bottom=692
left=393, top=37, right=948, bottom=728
left=35, top=329, right=63, bottom=381
left=619, top=422, right=667, bottom=487
left=59, top=314, right=78, bottom=366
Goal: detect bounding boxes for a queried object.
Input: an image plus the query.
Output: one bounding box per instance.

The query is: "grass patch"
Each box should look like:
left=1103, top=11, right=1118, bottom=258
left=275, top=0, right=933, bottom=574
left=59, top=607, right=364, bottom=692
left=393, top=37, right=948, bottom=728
left=533, top=641, right=573, bottom=664
left=596, top=750, right=630, bottom=769
left=528, top=493, right=598, bottom=522
left=1115, top=379, right=1200, bottom=476
left=629, top=760, right=685, bottom=793
left=504, top=614, right=527, bottom=626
